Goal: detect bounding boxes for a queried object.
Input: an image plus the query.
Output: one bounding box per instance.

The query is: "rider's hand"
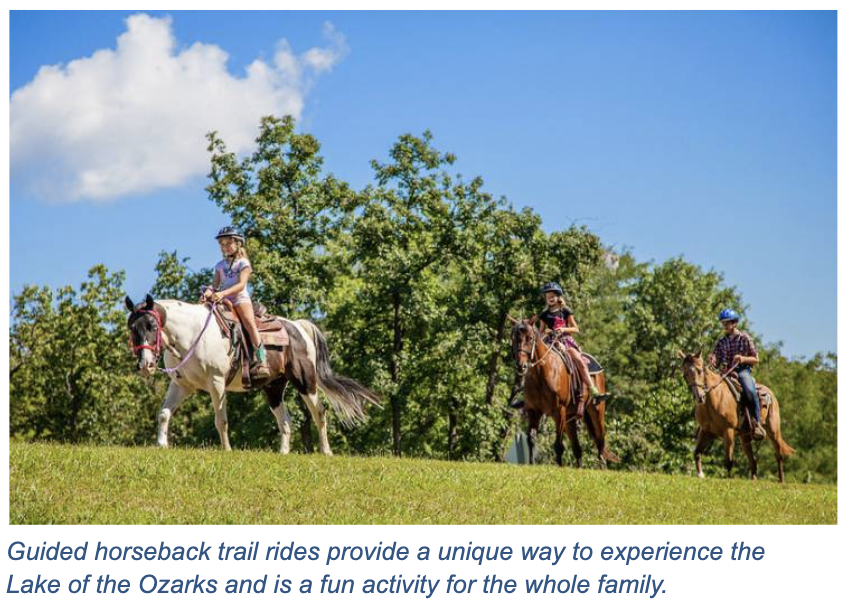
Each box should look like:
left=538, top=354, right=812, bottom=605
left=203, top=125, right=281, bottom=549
left=732, top=354, right=744, bottom=366
left=210, top=291, right=222, bottom=303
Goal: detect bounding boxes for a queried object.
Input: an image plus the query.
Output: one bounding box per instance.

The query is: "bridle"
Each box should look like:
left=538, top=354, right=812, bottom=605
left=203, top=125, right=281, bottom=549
left=685, top=360, right=739, bottom=398
left=513, top=325, right=557, bottom=371
left=128, top=308, right=164, bottom=361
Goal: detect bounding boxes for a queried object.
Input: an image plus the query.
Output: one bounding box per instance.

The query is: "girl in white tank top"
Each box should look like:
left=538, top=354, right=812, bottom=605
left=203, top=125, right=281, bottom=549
left=202, top=226, right=269, bottom=379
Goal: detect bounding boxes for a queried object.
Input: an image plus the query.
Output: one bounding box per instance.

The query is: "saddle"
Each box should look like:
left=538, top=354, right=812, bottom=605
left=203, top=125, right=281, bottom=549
left=209, top=301, right=289, bottom=389
left=549, top=341, right=604, bottom=405
left=724, top=375, right=772, bottom=423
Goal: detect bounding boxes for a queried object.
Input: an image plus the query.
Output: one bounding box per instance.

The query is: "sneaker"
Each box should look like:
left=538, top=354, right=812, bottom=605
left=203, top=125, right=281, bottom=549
left=589, top=385, right=610, bottom=402
left=508, top=386, right=525, bottom=409
left=251, top=344, right=271, bottom=380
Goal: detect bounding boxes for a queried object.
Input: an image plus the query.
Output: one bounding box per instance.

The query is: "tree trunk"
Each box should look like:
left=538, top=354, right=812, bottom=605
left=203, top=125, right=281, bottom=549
left=390, top=292, right=403, bottom=456
left=447, top=400, right=458, bottom=460
left=495, top=409, right=515, bottom=462
left=484, top=310, right=508, bottom=407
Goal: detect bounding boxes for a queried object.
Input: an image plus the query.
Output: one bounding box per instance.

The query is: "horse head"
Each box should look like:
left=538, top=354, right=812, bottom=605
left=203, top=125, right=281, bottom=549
left=508, top=314, right=537, bottom=375
left=126, top=294, right=167, bottom=377
left=678, top=350, right=707, bottom=404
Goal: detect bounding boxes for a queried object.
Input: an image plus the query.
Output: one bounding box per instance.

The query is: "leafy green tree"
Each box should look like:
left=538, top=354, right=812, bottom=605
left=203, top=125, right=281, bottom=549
left=10, top=266, right=162, bottom=444
left=206, top=115, right=353, bottom=318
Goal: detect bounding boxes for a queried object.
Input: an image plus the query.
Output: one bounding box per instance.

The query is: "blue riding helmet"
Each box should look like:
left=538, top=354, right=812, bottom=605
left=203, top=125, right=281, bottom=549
left=718, top=308, right=740, bottom=323
left=215, top=226, right=244, bottom=242
left=540, top=282, right=564, bottom=295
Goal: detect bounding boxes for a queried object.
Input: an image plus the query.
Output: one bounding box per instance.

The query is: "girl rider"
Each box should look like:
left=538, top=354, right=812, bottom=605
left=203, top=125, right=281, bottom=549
left=536, top=282, right=609, bottom=404
left=202, top=226, right=270, bottom=380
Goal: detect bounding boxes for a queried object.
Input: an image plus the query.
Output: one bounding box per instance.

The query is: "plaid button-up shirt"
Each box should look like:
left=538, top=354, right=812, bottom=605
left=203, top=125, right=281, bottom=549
left=713, top=331, right=758, bottom=370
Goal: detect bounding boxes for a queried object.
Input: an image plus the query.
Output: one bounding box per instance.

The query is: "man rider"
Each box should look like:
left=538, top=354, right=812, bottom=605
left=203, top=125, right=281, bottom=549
left=709, top=308, right=766, bottom=441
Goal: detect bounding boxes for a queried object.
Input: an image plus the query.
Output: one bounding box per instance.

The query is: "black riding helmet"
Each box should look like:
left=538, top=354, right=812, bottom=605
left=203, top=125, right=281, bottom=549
left=215, top=226, right=245, bottom=242
left=540, top=282, right=564, bottom=295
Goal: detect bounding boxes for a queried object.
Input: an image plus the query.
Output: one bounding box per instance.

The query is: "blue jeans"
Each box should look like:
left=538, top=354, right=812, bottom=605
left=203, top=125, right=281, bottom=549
left=736, top=366, right=761, bottom=423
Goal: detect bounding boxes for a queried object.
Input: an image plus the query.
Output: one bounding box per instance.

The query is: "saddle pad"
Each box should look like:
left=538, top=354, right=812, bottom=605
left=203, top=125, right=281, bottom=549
left=210, top=302, right=288, bottom=346
left=726, top=377, right=772, bottom=406
left=261, top=326, right=289, bottom=347
left=583, top=352, right=603, bottom=374
left=256, top=317, right=284, bottom=333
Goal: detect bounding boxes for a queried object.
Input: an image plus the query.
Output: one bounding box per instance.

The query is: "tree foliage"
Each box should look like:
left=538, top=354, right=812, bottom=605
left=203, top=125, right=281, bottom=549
left=10, top=116, right=836, bottom=483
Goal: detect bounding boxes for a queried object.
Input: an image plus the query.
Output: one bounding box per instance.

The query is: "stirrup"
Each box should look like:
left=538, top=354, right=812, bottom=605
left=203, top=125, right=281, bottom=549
left=250, top=360, right=270, bottom=380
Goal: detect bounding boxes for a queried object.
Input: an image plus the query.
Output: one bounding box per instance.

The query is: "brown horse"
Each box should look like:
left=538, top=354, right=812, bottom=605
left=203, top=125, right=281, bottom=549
left=510, top=318, right=619, bottom=468
left=679, top=351, right=794, bottom=482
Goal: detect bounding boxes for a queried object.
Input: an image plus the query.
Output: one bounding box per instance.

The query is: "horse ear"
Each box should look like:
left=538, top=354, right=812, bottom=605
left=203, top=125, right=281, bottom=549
left=676, top=350, right=686, bottom=360
left=125, top=296, right=135, bottom=312
left=145, top=294, right=154, bottom=310
left=506, top=313, right=518, bottom=325
left=693, top=350, right=701, bottom=359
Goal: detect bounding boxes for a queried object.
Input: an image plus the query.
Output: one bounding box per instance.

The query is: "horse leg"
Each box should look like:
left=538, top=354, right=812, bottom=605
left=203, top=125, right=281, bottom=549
left=526, top=410, right=542, bottom=465
left=583, top=402, right=605, bottom=469
left=157, top=381, right=192, bottom=448
left=208, top=378, right=232, bottom=451
left=723, top=429, right=736, bottom=477
left=302, top=392, right=331, bottom=456
left=566, top=411, right=583, bottom=468
left=693, top=427, right=714, bottom=479
left=264, top=378, right=291, bottom=454
left=740, top=433, right=757, bottom=480
left=553, top=409, right=566, bottom=467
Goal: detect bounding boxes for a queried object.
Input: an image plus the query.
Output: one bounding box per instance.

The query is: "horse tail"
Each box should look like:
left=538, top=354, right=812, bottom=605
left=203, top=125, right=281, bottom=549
left=602, top=446, right=621, bottom=464
left=776, top=437, right=796, bottom=458
left=297, top=320, right=381, bottom=426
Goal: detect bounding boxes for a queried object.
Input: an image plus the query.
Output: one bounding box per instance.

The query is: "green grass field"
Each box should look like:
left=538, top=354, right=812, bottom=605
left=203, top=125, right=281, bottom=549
left=10, top=442, right=836, bottom=524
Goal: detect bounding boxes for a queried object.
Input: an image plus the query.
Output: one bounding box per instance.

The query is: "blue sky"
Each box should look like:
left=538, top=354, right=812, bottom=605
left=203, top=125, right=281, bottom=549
left=9, top=11, right=836, bottom=358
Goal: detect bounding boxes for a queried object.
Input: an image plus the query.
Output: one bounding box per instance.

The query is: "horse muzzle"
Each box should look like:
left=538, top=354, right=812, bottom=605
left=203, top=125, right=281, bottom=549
left=136, top=351, right=157, bottom=377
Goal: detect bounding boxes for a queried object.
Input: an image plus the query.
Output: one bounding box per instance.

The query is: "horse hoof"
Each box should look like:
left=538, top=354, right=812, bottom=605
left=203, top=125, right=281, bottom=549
left=697, top=472, right=705, bottom=479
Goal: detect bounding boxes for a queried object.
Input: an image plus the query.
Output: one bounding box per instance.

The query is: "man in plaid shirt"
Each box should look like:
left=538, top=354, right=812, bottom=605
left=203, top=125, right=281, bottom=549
left=709, top=309, right=765, bottom=440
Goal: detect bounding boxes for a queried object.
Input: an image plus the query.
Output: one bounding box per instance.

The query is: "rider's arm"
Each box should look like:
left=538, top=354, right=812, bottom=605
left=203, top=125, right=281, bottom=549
left=203, top=268, right=223, bottom=299
left=557, top=314, right=580, bottom=335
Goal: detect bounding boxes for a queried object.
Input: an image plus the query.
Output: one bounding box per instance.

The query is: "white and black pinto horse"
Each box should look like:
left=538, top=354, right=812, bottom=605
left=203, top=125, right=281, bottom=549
left=126, top=295, right=379, bottom=454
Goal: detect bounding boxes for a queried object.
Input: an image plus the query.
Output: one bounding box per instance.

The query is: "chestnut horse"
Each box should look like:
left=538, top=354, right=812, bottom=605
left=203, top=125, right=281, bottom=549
left=510, top=318, right=619, bottom=468
left=680, top=351, right=794, bottom=482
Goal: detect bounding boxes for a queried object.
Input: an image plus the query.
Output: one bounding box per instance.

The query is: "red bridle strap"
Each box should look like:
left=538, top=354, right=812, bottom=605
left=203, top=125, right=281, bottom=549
left=129, top=308, right=163, bottom=358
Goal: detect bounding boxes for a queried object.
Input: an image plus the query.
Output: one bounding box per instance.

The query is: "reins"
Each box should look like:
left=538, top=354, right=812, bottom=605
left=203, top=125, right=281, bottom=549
left=687, top=361, right=739, bottom=396
left=520, top=329, right=557, bottom=370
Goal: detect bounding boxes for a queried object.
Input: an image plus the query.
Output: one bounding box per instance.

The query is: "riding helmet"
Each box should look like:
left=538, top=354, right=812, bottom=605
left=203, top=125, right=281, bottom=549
left=215, top=226, right=245, bottom=242
left=540, top=282, right=564, bottom=295
left=718, top=308, right=740, bottom=323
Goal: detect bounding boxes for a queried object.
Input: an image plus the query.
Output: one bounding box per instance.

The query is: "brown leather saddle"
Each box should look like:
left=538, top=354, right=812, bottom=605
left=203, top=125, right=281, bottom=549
left=209, top=301, right=289, bottom=388
left=724, top=375, right=773, bottom=422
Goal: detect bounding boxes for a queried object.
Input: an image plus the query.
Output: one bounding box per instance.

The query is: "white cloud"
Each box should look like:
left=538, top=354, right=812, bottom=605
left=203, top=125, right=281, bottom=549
left=10, top=14, right=349, bottom=202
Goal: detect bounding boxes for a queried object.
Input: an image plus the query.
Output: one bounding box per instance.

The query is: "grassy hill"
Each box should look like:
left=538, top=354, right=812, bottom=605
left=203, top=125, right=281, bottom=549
left=9, top=442, right=836, bottom=524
